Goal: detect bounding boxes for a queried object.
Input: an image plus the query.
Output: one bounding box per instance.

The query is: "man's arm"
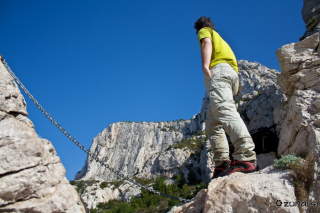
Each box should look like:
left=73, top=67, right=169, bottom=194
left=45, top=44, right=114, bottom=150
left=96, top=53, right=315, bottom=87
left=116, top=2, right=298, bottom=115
left=200, top=37, right=212, bottom=77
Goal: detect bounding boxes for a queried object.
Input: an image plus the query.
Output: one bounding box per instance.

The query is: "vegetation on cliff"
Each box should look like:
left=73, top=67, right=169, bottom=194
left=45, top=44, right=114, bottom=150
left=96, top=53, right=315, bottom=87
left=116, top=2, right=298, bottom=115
left=88, top=175, right=206, bottom=213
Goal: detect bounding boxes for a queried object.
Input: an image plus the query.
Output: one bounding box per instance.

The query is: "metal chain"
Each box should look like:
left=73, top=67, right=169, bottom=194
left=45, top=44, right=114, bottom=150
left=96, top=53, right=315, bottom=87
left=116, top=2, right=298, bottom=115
left=0, top=55, right=191, bottom=203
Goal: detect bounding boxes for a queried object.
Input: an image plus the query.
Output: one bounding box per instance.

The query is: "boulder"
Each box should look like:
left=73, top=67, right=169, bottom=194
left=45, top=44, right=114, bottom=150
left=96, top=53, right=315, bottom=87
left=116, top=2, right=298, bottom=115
left=0, top=56, right=85, bottom=212
left=168, top=189, right=207, bottom=213
left=171, top=166, right=299, bottom=213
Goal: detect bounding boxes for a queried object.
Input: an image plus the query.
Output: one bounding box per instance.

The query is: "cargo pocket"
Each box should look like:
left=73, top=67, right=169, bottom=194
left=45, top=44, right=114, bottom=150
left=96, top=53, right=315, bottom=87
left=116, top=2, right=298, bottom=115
left=209, top=81, right=228, bottom=104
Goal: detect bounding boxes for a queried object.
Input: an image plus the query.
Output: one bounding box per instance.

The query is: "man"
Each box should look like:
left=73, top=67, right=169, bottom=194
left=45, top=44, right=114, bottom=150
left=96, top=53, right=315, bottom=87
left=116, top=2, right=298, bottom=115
left=194, top=17, right=258, bottom=178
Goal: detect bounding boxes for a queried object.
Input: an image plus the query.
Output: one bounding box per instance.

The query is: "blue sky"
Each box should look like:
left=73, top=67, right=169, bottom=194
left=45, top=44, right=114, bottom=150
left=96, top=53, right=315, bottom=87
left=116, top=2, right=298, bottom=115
left=1, top=0, right=304, bottom=180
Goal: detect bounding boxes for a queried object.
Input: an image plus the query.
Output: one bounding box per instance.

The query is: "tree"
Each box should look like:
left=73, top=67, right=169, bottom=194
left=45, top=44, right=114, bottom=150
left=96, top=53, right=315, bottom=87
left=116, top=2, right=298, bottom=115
left=181, top=184, right=192, bottom=198
left=176, top=174, right=186, bottom=189
left=153, top=177, right=166, bottom=193
left=100, top=181, right=108, bottom=189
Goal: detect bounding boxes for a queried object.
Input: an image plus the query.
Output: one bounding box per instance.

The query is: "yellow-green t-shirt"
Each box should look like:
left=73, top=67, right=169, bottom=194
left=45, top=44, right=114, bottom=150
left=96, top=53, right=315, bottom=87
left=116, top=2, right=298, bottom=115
left=197, top=27, right=238, bottom=72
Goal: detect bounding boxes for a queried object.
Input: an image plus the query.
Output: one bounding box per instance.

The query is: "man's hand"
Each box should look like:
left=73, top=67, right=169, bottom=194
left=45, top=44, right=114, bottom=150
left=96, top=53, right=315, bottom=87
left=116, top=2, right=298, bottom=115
left=200, top=37, right=212, bottom=77
left=202, top=67, right=211, bottom=78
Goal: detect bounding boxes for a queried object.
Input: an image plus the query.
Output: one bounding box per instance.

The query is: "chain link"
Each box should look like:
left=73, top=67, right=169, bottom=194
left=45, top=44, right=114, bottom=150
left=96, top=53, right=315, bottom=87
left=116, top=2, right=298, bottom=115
left=0, top=55, right=191, bottom=203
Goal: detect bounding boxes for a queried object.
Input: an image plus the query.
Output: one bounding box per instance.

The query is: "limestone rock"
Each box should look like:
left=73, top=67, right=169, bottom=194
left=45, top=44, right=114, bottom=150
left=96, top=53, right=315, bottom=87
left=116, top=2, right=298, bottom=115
left=275, top=33, right=320, bottom=155
left=275, top=32, right=320, bottom=212
left=236, top=60, right=283, bottom=131
left=0, top=57, right=85, bottom=212
left=256, top=152, right=276, bottom=170
left=79, top=180, right=141, bottom=210
left=0, top=58, right=27, bottom=116
left=168, top=189, right=207, bottom=213
left=204, top=166, right=299, bottom=213
left=75, top=121, right=189, bottom=181
left=171, top=166, right=299, bottom=213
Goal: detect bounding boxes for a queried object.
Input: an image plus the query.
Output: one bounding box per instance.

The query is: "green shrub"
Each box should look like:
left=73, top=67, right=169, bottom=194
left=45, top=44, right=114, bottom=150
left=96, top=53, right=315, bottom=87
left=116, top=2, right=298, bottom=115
left=274, top=154, right=302, bottom=169
left=100, top=181, right=109, bottom=189
left=89, top=173, right=209, bottom=212
left=306, top=16, right=317, bottom=31
left=167, top=126, right=180, bottom=132
left=165, top=145, right=173, bottom=151
left=174, top=137, right=204, bottom=154
left=153, top=177, right=166, bottom=193
left=69, top=180, right=76, bottom=185
left=171, top=183, right=179, bottom=192
left=289, top=153, right=315, bottom=212
left=180, top=184, right=192, bottom=199
left=165, top=184, right=173, bottom=196
left=176, top=174, right=186, bottom=189
left=109, top=180, right=125, bottom=188
left=168, top=199, right=180, bottom=208
left=132, top=177, right=153, bottom=185
left=117, top=202, right=133, bottom=213
left=106, top=200, right=117, bottom=209
left=70, top=180, right=99, bottom=194
left=90, top=209, right=97, bottom=213
left=97, top=202, right=106, bottom=209
left=197, top=182, right=207, bottom=191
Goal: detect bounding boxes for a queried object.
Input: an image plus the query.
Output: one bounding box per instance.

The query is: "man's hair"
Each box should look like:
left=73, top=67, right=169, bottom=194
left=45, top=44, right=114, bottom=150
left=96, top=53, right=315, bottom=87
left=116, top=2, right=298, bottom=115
left=194, top=16, right=215, bottom=32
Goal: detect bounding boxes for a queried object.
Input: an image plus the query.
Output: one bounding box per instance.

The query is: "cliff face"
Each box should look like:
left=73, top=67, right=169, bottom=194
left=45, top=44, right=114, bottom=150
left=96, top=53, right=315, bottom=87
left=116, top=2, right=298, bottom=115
left=275, top=33, right=320, bottom=212
left=0, top=57, right=85, bottom=212
left=74, top=60, right=283, bottom=209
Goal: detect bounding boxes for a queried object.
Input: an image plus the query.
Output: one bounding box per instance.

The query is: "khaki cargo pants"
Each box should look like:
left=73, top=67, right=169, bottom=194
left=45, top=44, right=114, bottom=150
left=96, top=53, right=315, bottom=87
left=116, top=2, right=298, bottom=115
left=204, top=63, right=256, bottom=166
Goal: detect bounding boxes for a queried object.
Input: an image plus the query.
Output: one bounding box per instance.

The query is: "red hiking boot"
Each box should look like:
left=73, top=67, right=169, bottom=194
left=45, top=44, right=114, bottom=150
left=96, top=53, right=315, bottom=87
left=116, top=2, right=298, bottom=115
left=219, top=160, right=259, bottom=177
left=212, top=161, right=230, bottom=179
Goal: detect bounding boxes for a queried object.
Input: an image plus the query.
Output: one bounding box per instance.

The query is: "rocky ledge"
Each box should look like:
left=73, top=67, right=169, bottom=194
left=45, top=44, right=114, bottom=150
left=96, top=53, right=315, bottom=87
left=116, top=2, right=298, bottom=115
left=170, top=166, right=299, bottom=213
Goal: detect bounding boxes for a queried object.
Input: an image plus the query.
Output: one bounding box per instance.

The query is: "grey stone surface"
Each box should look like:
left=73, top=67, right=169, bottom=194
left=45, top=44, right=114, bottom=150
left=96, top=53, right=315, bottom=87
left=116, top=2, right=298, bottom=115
left=80, top=180, right=141, bottom=210
left=204, top=166, right=299, bottom=213
left=275, top=32, right=320, bottom=213
left=257, top=152, right=276, bottom=170
left=302, top=0, right=320, bottom=24
left=0, top=58, right=85, bottom=212
left=170, top=166, right=299, bottom=213
left=0, top=58, right=27, bottom=116
left=169, top=189, right=207, bottom=213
